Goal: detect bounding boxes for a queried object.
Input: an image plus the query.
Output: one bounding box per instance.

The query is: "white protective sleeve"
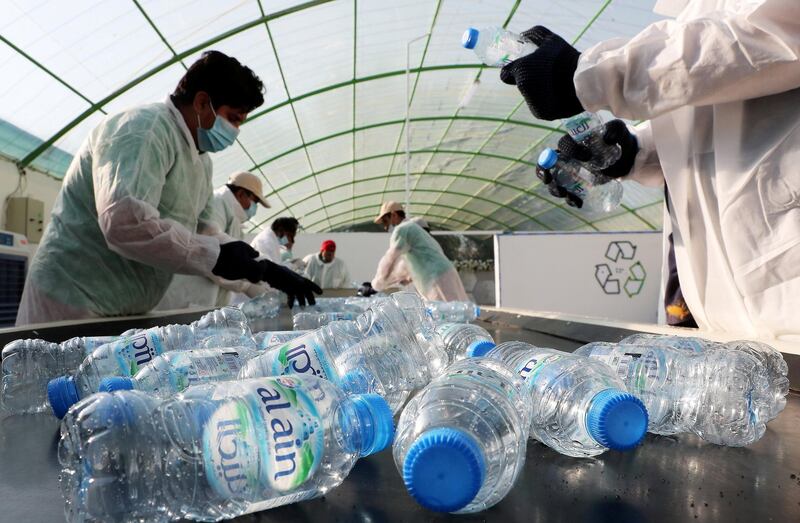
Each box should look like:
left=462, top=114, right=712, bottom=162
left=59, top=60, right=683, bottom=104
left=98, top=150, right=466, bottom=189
left=625, top=120, right=665, bottom=188
left=574, top=0, right=800, bottom=120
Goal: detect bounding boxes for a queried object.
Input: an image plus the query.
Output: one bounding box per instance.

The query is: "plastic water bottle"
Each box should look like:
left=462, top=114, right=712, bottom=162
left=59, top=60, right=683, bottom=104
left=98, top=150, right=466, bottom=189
left=240, top=292, right=447, bottom=413
left=426, top=300, right=480, bottom=323
left=473, top=341, right=648, bottom=457
left=292, top=311, right=360, bottom=330
left=462, top=26, right=537, bottom=67
left=47, top=307, right=255, bottom=418
left=620, top=333, right=789, bottom=421
left=236, top=290, right=282, bottom=321
left=306, top=297, right=371, bottom=312
left=254, top=330, right=309, bottom=349
left=435, top=323, right=495, bottom=362
left=561, top=112, right=623, bottom=170
left=574, top=341, right=769, bottom=446
left=98, top=347, right=259, bottom=400
left=538, top=148, right=623, bottom=212
left=393, top=358, right=530, bottom=513
left=58, top=375, right=394, bottom=522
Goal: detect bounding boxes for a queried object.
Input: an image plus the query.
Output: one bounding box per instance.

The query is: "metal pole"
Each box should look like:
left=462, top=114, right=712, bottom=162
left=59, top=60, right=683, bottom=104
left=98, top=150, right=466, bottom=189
left=405, top=33, right=429, bottom=216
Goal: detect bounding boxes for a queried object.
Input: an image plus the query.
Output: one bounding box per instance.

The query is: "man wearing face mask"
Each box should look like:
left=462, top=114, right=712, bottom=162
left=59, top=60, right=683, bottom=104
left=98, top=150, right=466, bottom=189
left=16, top=51, right=320, bottom=325
left=251, top=217, right=300, bottom=265
left=156, top=171, right=270, bottom=309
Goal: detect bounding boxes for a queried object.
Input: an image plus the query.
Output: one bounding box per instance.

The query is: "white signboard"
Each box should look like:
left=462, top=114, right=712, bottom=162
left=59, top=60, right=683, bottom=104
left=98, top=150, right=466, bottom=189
left=495, top=232, right=663, bottom=323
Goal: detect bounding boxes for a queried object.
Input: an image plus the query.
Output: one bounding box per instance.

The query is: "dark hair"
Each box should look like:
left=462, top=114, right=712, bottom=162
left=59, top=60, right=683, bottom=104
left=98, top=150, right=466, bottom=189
left=172, top=51, right=264, bottom=112
left=226, top=184, right=253, bottom=199
left=395, top=210, right=406, bottom=220
left=272, top=217, right=300, bottom=235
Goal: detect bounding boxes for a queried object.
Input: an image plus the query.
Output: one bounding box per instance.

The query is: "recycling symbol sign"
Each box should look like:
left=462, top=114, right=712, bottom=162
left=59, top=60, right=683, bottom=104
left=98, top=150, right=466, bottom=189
left=595, top=241, right=646, bottom=298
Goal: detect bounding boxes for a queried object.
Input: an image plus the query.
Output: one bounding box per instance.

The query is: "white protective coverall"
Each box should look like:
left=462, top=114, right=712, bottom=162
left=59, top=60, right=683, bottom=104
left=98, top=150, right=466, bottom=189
left=573, top=0, right=800, bottom=338
left=16, top=98, right=224, bottom=325
left=302, top=253, right=351, bottom=289
left=156, top=186, right=265, bottom=310
left=250, top=227, right=282, bottom=264
left=371, top=220, right=468, bottom=302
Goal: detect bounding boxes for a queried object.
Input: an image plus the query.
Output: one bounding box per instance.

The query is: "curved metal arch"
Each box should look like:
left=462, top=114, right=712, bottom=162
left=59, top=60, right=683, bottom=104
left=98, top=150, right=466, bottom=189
left=304, top=203, right=492, bottom=232
left=300, top=196, right=513, bottom=231
left=250, top=117, right=558, bottom=171
left=19, top=0, right=338, bottom=168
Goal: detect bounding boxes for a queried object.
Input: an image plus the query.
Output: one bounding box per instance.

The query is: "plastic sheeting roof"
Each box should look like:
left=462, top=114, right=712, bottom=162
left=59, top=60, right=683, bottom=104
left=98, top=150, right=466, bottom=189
left=0, top=0, right=665, bottom=233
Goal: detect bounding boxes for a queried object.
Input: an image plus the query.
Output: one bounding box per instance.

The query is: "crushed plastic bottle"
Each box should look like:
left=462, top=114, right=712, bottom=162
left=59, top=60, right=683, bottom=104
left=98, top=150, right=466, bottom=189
left=292, top=311, right=360, bottom=330
left=620, top=333, right=789, bottom=421
left=254, top=330, right=309, bottom=349
left=475, top=341, right=648, bottom=457
left=236, top=290, right=282, bottom=321
left=98, top=347, right=259, bottom=399
left=462, top=26, right=537, bottom=67
left=240, top=292, right=447, bottom=413
left=435, top=322, right=495, bottom=361
left=47, top=307, right=255, bottom=418
left=575, top=341, right=770, bottom=446
left=561, top=111, right=623, bottom=170
left=59, top=375, right=394, bottom=522
left=393, top=358, right=529, bottom=513
left=538, top=148, right=623, bottom=212
left=426, top=300, right=480, bottom=323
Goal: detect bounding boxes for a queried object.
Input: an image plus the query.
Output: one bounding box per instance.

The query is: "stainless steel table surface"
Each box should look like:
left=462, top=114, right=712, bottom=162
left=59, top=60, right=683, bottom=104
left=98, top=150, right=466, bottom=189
left=1, top=309, right=798, bottom=523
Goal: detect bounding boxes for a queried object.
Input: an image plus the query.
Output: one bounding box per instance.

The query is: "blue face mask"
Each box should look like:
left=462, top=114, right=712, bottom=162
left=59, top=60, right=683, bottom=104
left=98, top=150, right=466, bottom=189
left=197, top=104, right=239, bottom=153
left=279, top=235, right=290, bottom=246
left=245, top=203, right=257, bottom=220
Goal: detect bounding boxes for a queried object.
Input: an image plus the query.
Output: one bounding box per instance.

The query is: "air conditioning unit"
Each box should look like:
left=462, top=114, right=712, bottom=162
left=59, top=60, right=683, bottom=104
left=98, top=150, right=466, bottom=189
left=0, top=230, right=29, bottom=327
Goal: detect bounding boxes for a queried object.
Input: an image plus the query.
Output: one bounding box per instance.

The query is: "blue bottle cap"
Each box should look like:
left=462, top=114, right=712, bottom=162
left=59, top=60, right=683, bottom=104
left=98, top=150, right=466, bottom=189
left=462, top=27, right=480, bottom=49
left=474, top=305, right=481, bottom=318
left=538, top=148, right=559, bottom=169
left=99, top=377, right=135, bottom=393
left=466, top=340, right=496, bottom=358
left=350, top=393, right=394, bottom=456
left=403, top=428, right=485, bottom=513
left=586, top=389, right=648, bottom=451
left=47, top=376, right=80, bottom=419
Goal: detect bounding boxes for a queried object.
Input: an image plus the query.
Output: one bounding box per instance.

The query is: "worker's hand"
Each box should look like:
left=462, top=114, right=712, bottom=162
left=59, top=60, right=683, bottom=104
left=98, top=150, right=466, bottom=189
left=500, top=26, right=583, bottom=121
left=358, top=282, right=378, bottom=297
left=212, top=241, right=263, bottom=283
left=557, top=119, right=639, bottom=178
left=260, top=259, right=322, bottom=308
left=535, top=165, right=585, bottom=209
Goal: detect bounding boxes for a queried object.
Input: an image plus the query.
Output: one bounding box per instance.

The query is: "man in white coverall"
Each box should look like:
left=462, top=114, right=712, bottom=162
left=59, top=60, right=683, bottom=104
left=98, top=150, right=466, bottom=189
left=500, top=0, right=800, bottom=338
left=360, top=202, right=467, bottom=302
left=303, top=240, right=351, bottom=289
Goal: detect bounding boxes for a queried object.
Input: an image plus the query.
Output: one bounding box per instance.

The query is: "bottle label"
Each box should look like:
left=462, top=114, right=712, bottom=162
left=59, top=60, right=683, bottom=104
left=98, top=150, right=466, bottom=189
left=164, top=349, right=244, bottom=391
left=203, top=376, right=326, bottom=497
left=267, top=335, right=337, bottom=382
left=564, top=112, right=600, bottom=142
left=112, top=331, right=164, bottom=376
left=513, top=353, right=562, bottom=389
left=259, top=332, right=303, bottom=349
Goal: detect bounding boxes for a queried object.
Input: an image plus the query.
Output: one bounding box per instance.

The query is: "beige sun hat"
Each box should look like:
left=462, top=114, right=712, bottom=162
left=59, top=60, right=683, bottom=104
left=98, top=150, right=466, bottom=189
left=373, top=201, right=403, bottom=223
left=228, top=171, right=270, bottom=207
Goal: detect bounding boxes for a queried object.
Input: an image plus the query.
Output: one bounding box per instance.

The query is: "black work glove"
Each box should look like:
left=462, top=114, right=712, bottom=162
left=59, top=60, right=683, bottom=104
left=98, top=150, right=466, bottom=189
left=537, top=164, right=585, bottom=209
left=358, top=282, right=377, bottom=297
left=500, top=26, right=583, bottom=120
left=260, top=259, right=322, bottom=308
left=557, top=119, right=639, bottom=178
left=212, top=241, right=263, bottom=283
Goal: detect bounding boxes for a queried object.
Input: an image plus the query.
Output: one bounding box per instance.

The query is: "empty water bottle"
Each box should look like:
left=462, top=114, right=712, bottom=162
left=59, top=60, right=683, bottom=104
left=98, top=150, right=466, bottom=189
left=538, top=148, right=623, bottom=212
left=237, top=290, right=282, bottom=321
left=393, top=358, right=529, bottom=513
left=59, top=375, right=394, bottom=522
left=292, top=311, right=360, bottom=330
left=98, top=347, right=259, bottom=399
left=575, top=341, right=769, bottom=446
left=426, top=300, right=480, bottom=323
left=254, top=330, right=309, bottom=349
left=475, top=342, right=647, bottom=457
left=47, top=307, right=255, bottom=418
left=620, top=333, right=789, bottom=421
left=435, top=322, right=495, bottom=361
left=240, top=292, right=447, bottom=413
left=462, top=26, right=537, bottom=67
left=306, top=297, right=371, bottom=313
left=562, top=112, right=623, bottom=170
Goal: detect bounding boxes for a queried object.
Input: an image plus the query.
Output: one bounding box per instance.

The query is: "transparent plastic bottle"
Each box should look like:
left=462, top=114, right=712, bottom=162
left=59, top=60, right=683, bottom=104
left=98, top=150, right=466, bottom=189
left=292, top=311, right=360, bottom=330
left=620, top=333, right=789, bottom=421
left=393, top=358, right=529, bottom=513
left=98, top=347, right=260, bottom=400
left=59, top=375, right=394, bottom=522
left=426, top=300, right=480, bottom=323
left=475, top=341, right=647, bottom=457
left=47, top=307, right=255, bottom=418
left=254, top=330, right=309, bottom=349
left=304, top=297, right=370, bottom=313
left=575, top=341, right=770, bottom=446
left=462, top=26, right=538, bottom=67
left=240, top=292, right=447, bottom=413
left=561, top=111, right=623, bottom=170
left=434, top=322, right=495, bottom=362
left=538, top=148, right=623, bottom=212
left=236, top=290, right=282, bottom=321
